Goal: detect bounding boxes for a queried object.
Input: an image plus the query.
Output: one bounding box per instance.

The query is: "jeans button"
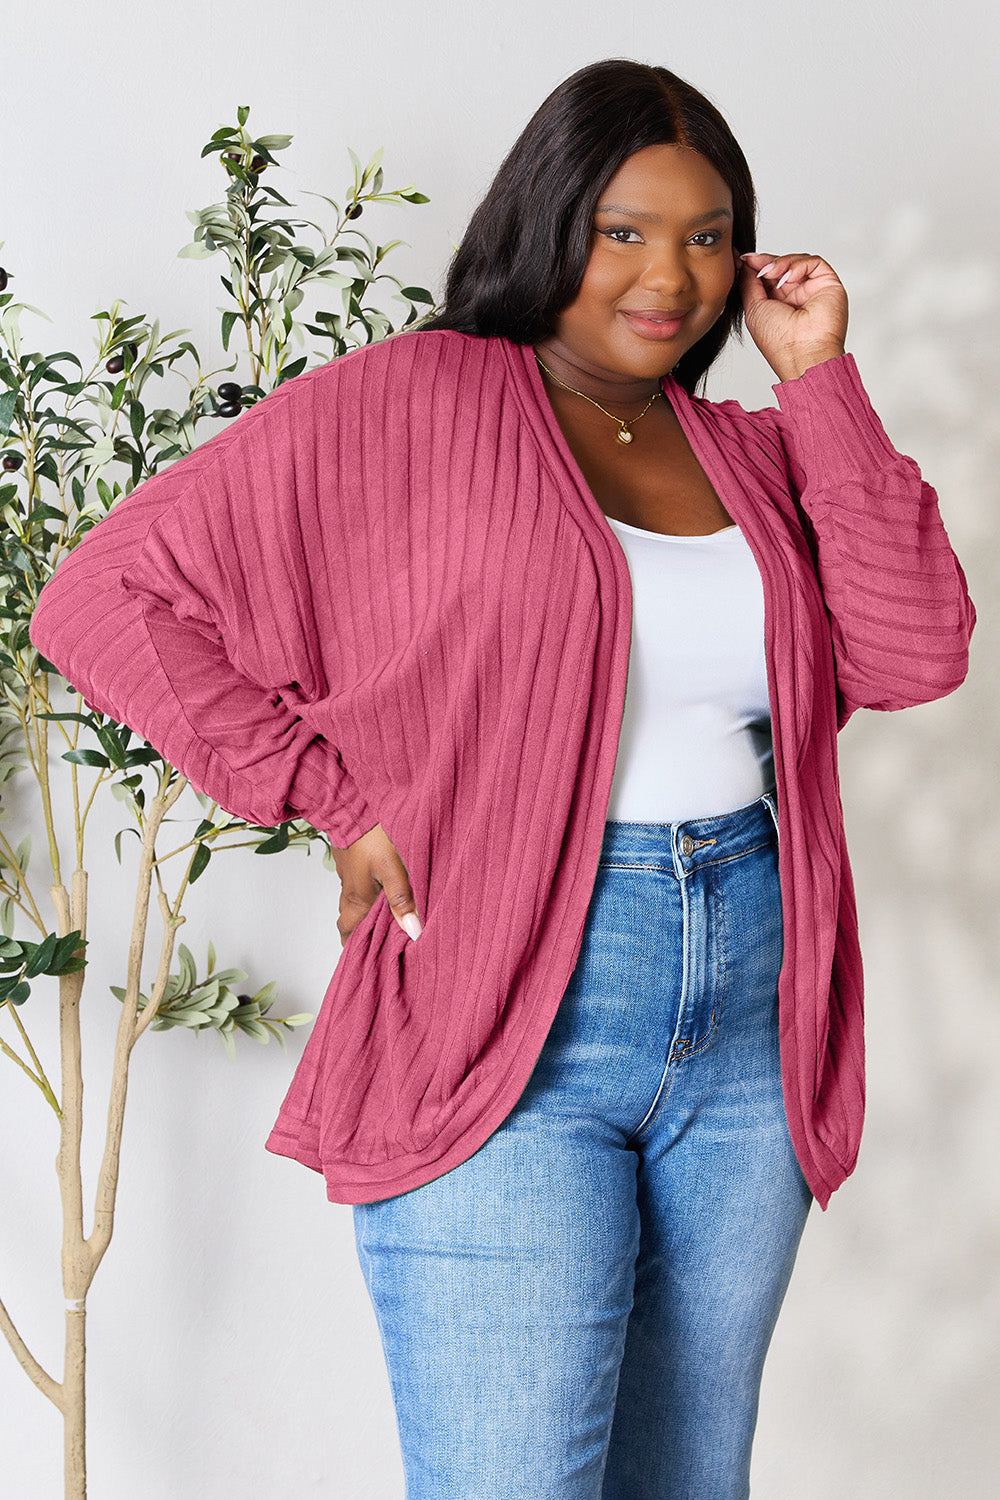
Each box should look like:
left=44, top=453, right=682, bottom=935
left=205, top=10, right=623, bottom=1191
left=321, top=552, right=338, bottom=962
left=679, top=834, right=695, bottom=857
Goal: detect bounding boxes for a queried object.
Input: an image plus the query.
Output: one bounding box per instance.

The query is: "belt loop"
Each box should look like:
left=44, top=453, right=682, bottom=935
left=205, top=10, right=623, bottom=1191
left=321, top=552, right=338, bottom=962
left=761, top=792, right=779, bottom=839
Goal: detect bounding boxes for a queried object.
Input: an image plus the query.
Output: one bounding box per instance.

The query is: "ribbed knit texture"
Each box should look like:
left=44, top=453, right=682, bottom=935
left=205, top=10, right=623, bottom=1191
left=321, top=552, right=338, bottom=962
left=28, top=331, right=975, bottom=1208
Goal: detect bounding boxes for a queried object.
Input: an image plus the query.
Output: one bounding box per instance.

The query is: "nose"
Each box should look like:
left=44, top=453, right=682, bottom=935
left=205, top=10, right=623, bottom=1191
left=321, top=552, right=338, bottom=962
left=637, top=243, right=694, bottom=295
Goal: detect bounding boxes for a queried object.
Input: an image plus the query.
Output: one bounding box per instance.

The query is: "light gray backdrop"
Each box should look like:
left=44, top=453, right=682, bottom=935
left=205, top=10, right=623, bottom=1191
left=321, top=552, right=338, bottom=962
left=2, top=2, right=997, bottom=1496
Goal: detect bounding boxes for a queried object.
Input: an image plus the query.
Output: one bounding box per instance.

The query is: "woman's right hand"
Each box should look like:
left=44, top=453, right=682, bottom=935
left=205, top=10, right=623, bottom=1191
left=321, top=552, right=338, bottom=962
left=329, top=822, right=423, bottom=946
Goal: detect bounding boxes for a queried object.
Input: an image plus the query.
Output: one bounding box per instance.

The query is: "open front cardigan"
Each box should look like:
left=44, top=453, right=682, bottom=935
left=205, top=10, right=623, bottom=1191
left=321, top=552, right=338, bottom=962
left=29, top=329, right=975, bottom=1209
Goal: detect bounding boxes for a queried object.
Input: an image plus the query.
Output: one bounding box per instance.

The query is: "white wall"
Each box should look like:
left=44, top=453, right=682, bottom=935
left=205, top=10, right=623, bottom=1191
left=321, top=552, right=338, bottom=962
left=2, top=2, right=997, bottom=1495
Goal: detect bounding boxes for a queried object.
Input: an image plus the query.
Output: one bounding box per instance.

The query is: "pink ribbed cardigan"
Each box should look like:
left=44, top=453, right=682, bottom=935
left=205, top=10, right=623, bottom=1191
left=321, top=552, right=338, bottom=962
left=28, top=330, right=975, bottom=1209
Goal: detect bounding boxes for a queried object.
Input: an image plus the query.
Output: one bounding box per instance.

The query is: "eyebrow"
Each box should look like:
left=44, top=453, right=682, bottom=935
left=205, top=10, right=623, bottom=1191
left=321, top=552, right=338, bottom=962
left=594, top=204, right=733, bottom=227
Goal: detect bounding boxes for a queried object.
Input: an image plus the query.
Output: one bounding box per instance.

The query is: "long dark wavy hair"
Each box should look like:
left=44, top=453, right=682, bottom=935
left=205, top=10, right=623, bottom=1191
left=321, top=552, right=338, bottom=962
left=418, top=58, right=758, bottom=397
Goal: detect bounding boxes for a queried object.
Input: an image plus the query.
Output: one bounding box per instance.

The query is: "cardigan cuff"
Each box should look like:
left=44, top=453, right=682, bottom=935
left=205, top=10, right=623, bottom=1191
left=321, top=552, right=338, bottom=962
left=772, top=352, right=906, bottom=481
left=285, top=737, right=379, bottom=849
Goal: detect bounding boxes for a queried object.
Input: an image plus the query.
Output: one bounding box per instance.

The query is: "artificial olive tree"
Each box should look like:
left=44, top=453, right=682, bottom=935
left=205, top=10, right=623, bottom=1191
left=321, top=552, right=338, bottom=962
left=0, top=106, right=433, bottom=1498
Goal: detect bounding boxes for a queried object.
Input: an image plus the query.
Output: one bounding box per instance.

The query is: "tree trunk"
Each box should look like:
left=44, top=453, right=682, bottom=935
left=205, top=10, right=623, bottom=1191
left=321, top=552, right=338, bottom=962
left=54, top=868, right=90, bottom=1499
left=63, top=1303, right=86, bottom=1498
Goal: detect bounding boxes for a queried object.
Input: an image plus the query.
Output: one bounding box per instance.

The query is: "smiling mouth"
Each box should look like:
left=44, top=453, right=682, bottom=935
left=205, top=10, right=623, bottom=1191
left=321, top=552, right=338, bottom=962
left=619, top=309, right=690, bottom=338
left=621, top=308, right=692, bottom=319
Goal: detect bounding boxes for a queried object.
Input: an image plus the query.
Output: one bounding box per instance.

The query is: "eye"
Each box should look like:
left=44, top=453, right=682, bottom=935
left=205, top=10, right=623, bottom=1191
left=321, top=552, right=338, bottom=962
left=599, top=226, right=643, bottom=244
left=689, top=230, right=724, bottom=247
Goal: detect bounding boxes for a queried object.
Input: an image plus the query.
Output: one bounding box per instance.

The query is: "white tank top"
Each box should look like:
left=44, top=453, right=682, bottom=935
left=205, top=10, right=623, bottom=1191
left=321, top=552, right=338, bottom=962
left=604, top=515, right=775, bottom=824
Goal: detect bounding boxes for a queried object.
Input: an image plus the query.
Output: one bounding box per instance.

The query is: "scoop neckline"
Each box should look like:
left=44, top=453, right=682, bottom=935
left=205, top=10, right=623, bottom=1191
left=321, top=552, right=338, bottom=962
left=604, top=515, right=740, bottom=542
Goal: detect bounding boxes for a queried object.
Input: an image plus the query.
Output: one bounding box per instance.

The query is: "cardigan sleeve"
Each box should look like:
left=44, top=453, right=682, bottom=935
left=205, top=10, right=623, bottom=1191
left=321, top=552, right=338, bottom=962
left=28, top=387, right=379, bottom=849
left=763, top=352, right=976, bottom=726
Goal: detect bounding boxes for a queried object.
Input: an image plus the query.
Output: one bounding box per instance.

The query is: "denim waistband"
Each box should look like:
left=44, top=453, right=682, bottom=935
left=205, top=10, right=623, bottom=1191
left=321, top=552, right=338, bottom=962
left=600, top=794, right=778, bottom=876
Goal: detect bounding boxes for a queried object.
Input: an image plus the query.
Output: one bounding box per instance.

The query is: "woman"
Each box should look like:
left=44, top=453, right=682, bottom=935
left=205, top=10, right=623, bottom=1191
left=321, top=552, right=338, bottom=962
left=30, top=58, right=974, bottom=1500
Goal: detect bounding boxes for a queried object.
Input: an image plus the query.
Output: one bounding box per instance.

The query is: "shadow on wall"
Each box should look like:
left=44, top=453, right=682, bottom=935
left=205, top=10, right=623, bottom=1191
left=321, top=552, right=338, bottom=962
left=745, top=201, right=1000, bottom=1499
left=833, top=195, right=998, bottom=1122
left=775, top=197, right=1000, bottom=1490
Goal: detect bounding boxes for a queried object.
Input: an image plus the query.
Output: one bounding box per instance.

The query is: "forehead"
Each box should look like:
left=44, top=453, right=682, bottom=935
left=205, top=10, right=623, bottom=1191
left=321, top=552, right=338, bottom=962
left=597, top=144, right=732, bottom=216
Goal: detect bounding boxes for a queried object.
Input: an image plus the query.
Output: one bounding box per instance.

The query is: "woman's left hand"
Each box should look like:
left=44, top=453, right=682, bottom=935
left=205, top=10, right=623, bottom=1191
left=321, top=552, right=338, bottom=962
left=737, top=252, right=849, bottom=383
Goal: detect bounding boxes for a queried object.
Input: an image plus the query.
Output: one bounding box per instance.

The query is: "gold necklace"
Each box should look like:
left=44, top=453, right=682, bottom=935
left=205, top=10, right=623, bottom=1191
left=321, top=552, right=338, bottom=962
left=534, top=351, right=662, bottom=445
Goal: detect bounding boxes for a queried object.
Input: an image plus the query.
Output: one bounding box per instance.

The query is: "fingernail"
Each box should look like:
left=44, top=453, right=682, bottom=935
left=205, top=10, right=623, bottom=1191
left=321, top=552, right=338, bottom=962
left=402, top=912, right=422, bottom=941
left=775, top=269, right=792, bottom=288
left=756, top=261, right=777, bottom=279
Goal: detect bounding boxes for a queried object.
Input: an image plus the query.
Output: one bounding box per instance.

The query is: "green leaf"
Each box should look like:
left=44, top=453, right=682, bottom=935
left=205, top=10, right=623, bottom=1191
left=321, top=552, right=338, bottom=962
left=275, top=356, right=307, bottom=386
left=220, top=310, right=238, bottom=351
left=208, top=968, right=245, bottom=988
left=177, top=943, right=197, bottom=993
left=188, top=841, right=211, bottom=884
left=0, top=897, right=13, bottom=938
left=238, top=1019, right=270, bottom=1043
left=253, top=823, right=290, bottom=854
left=51, top=930, right=84, bottom=968
left=61, top=748, right=111, bottom=769
left=23, top=931, right=57, bottom=979
left=177, top=241, right=217, bottom=261
left=167, top=1008, right=212, bottom=1028
left=91, top=723, right=127, bottom=768
left=0, top=389, right=17, bottom=434
left=27, top=502, right=67, bottom=524
left=123, top=747, right=160, bottom=767
left=114, top=827, right=128, bottom=863
left=35, top=711, right=100, bottom=727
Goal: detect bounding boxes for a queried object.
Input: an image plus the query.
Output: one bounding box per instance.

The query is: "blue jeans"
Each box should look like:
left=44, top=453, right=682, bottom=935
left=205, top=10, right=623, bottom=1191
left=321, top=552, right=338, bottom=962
left=353, top=795, right=813, bottom=1499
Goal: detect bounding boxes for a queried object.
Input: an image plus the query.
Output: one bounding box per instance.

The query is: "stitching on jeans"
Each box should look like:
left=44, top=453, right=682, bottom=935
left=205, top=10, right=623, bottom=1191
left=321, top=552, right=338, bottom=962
left=670, top=869, right=725, bottom=1062
left=593, top=864, right=671, bottom=876
left=597, top=839, right=773, bottom=875
left=692, top=839, right=773, bottom=869
left=631, top=871, right=697, bottom=1141
left=624, top=855, right=690, bottom=1144
left=634, top=867, right=727, bottom=1140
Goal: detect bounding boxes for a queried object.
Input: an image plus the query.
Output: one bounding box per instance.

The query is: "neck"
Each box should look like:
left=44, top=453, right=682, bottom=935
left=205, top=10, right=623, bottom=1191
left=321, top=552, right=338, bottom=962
left=533, top=339, right=671, bottom=411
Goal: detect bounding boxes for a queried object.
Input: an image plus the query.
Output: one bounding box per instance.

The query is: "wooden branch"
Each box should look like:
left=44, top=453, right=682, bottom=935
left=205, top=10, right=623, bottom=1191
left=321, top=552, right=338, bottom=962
left=131, top=889, right=185, bottom=1043
left=51, top=875, right=93, bottom=1298
left=87, top=775, right=186, bottom=1270
left=0, top=1290, right=63, bottom=1409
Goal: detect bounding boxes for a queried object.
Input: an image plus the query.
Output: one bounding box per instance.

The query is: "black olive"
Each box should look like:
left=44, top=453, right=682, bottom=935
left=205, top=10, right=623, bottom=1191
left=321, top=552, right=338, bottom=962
left=2, top=451, right=23, bottom=471
left=217, top=381, right=243, bottom=402
left=217, top=402, right=242, bottom=418
left=106, top=356, right=125, bottom=374
left=346, top=202, right=363, bottom=219
left=250, top=156, right=266, bottom=173
left=0, top=268, right=8, bottom=292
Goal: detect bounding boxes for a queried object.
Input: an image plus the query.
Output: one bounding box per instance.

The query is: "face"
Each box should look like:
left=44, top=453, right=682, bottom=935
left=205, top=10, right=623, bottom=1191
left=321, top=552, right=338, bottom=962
left=547, top=142, right=738, bottom=383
